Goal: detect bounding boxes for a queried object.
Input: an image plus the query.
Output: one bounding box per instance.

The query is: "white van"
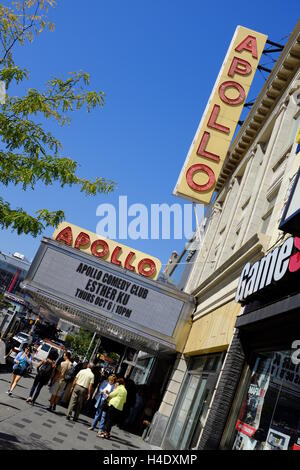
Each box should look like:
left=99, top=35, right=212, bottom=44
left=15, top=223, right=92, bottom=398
left=33, top=340, right=65, bottom=363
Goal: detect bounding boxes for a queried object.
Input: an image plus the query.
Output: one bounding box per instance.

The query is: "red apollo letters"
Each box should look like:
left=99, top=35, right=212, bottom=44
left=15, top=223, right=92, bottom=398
left=55, top=226, right=157, bottom=278
left=187, top=35, right=260, bottom=193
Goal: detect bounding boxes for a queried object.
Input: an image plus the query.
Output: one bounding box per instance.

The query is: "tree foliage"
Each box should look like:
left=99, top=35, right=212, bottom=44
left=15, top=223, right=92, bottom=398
left=0, top=1, right=115, bottom=236
left=105, top=351, right=119, bottom=362
left=0, top=292, right=12, bottom=309
left=65, top=328, right=94, bottom=358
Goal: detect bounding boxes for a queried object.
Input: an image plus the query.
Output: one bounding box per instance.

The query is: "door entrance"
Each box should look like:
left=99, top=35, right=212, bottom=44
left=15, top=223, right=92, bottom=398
left=164, top=353, right=223, bottom=449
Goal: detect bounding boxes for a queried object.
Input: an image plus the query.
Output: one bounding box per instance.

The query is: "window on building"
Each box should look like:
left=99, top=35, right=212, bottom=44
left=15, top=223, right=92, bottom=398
left=231, top=349, right=300, bottom=451
left=261, top=191, right=278, bottom=233
left=290, top=110, right=300, bottom=145
left=232, top=231, right=239, bottom=251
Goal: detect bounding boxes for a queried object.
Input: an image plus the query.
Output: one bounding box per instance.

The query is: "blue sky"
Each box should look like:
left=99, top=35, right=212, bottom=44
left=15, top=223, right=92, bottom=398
left=0, top=0, right=298, bottom=271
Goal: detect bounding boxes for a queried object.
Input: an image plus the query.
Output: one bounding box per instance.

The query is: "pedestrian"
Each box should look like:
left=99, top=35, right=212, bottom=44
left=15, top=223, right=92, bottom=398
left=120, top=378, right=136, bottom=429
left=7, top=345, right=32, bottom=395
left=49, top=347, right=66, bottom=386
left=98, top=377, right=127, bottom=440
left=26, top=349, right=58, bottom=405
left=124, top=385, right=146, bottom=431
left=66, top=361, right=94, bottom=422
left=89, top=374, right=116, bottom=431
left=60, top=357, right=76, bottom=405
left=141, top=391, right=158, bottom=427
left=48, top=350, right=72, bottom=411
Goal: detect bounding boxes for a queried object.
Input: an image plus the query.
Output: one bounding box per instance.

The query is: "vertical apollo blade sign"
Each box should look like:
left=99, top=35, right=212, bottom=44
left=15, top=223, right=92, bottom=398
left=174, top=26, right=268, bottom=204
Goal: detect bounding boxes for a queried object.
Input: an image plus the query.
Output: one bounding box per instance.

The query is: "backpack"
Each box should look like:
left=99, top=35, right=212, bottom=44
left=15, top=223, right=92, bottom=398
left=37, top=361, right=53, bottom=381
left=14, top=353, right=28, bottom=372
left=64, top=364, right=75, bottom=383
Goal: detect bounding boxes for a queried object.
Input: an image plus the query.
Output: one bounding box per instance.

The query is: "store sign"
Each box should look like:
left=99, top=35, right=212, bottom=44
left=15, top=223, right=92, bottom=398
left=52, top=222, right=161, bottom=280
left=236, top=235, right=300, bottom=303
left=279, top=166, right=300, bottom=236
left=174, top=26, right=267, bottom=204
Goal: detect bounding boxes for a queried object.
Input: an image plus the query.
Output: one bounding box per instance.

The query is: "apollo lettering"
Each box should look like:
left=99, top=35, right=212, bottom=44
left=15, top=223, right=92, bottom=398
left=187, top=35, right=259, bottom=193
left=236, top=236, right=300, bottom=302
left=174, top=27, right=267, bottom=205
left=55, top=226, right=157, bottom=278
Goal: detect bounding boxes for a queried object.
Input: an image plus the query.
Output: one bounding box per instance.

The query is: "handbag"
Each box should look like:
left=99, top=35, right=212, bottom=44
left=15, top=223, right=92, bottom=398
left=101, top=400, right=109, bottom=412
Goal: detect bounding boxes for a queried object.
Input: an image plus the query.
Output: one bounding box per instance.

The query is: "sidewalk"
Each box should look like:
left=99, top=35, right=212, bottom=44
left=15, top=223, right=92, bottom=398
left=0, top=368, right=153, bottom=451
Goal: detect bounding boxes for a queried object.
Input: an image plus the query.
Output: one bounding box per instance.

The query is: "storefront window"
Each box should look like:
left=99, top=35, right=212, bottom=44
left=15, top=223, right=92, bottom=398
left=130, top=356, right=155, bottom=385
left=233, top=349, right=300, bottom=450
left=164, top=353, right=223, bottom=450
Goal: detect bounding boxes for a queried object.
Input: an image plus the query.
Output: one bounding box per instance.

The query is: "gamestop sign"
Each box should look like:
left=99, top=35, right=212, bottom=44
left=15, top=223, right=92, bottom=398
left=236, top=236, right=300, bottom=303
left=174, top=26, right=267, bottom=204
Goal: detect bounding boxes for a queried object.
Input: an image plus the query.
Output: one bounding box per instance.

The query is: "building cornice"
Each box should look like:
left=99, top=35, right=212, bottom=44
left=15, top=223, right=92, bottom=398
left=192, top=232, right=270, bottom=299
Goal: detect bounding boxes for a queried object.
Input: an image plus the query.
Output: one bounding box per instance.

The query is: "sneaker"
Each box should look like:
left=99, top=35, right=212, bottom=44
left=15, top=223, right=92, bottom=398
left=88, top=427, right=94, bottom=431
left=7, top=390, right=12, bottom=396
left=26, top=397, right=32, bottom=403
left=47, top=406, right=53, bottom=412
left=66, top=415, right=70, bottom=421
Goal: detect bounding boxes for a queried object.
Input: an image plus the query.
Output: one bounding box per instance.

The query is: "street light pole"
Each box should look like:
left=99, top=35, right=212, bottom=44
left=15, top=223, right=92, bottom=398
left=90, top=336, right=101, bottom=363
left=84, top=331, right=96, bottom=362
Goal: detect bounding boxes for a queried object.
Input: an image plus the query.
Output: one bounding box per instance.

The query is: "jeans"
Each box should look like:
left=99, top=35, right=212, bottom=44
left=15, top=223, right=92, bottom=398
left=92, top=404, right=106, bottom=430
left=29, top=377, right=44, bottom=403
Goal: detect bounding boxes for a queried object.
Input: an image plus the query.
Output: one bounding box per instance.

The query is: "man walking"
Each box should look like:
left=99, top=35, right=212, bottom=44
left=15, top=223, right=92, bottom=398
left=66, top=361, right=94, bottom=422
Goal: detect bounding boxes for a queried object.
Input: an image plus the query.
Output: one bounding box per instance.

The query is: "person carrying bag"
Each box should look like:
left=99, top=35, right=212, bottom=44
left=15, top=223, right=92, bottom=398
left=8, top=345, right=32, bottom=396
left=26, top=349, right=58, bottom=405
left=89, top=374, right=116, bottom=432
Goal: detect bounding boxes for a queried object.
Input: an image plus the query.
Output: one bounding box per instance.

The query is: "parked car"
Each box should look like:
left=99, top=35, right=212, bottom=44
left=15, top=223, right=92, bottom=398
left=7, top=332, right=34, bottom=375
left=14, top=331, right=33, bottom=345
left=33, top=339, right=65, bottom=363
left=8, top=332, right=33, bottom=360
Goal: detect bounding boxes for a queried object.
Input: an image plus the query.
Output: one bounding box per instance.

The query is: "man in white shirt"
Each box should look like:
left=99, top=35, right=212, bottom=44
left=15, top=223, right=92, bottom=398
left=66, top=361, right=94, bottom=422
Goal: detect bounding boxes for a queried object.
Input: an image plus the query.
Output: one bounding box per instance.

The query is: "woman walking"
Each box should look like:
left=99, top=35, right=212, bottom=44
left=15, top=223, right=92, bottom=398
left=26, top=349, right=58, bottom=405
left=89, top=374, right=116, bottom=431
left=98, top=377, right=127, bottom=440
left=48, top=350, right=71, bottom=411
left=8, top=345, right=32, bottom=396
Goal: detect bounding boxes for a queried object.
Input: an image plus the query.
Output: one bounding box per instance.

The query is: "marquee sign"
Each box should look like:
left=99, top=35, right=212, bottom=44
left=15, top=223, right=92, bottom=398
left=236, top=235, right=300, bottom=303
left=23, top=238, right=193, bottom=353
left=52, top=222, right=161, bottom=280
left=174, top=26, right=268, bottom=204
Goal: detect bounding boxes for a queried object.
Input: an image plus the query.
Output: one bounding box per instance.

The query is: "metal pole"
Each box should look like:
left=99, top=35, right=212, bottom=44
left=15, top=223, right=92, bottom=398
left=90, top=336, right=101, bottom=363
left=84, top=331, right=96, bottom=362
left=117, top=346, right=128, bottom=374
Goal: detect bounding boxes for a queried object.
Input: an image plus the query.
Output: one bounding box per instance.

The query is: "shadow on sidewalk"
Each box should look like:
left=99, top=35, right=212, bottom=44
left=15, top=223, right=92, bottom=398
left=0, top=431, right=50, bottom=450
left=0, top=432, right=20, bottom=449
left=0, top=401, right=21, bottom=411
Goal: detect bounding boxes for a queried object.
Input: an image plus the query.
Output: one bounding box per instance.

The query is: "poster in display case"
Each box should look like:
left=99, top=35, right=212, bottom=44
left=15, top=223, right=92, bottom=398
left=265, top=429, right=290, bottom=450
